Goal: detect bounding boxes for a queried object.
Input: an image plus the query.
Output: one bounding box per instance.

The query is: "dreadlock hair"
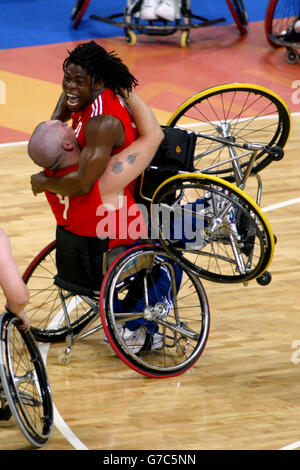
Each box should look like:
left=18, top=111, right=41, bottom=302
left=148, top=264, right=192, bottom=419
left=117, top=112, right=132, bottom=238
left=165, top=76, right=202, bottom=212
left=63, top=41, right=138, bottom=98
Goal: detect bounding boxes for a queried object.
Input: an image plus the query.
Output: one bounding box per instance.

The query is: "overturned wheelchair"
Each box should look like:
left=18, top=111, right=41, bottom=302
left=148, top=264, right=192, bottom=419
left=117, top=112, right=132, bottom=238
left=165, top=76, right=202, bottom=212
left=0, top=312, right=53, bottom=447
left=22, top=83, right=290, bottom=379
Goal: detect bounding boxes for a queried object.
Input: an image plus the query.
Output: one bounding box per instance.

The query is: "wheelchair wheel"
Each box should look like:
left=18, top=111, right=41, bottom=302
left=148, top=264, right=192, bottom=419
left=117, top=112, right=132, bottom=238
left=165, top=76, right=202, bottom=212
left=166, top=83, right=291, bottom=182
left=226, top=0, right=248, bottom=34
left=151, top=173, right=275, bottom=284
left=100, top=244, right=210, bottom=378
left=22, top=241, right=98, bottom=343
left=71, top=0, right=91, bottom=28
left=265, top=0, right=300, bottom=47
left=0, top=312, right=53, bottom=447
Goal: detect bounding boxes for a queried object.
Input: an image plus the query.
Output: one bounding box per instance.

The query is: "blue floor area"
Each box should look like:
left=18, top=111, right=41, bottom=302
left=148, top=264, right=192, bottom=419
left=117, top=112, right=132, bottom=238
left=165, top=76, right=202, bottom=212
left=0, top=0, right=269, bottom=49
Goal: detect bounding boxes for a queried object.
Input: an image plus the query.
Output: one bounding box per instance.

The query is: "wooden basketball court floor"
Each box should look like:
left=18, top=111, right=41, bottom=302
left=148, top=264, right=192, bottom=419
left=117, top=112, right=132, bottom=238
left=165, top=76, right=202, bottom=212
left=0, top=20, right=300, bottom=451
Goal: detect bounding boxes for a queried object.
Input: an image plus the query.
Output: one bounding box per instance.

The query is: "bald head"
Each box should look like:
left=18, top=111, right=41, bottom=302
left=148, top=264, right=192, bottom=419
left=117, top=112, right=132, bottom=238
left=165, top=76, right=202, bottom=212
left=28, top=120, right=80, bottom=170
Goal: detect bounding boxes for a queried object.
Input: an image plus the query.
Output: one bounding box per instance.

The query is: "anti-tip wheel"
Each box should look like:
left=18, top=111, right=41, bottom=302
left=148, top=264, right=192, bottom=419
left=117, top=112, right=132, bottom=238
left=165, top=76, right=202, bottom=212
left=256, top=271, right=272, bottom=286
left=58, top=349, right=72, bottom=365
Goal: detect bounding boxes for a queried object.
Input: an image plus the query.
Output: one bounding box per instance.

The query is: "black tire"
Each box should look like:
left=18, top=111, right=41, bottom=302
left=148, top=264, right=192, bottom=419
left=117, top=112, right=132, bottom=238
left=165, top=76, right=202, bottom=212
left=226, top=0, right=248, bottom=34
left=71, top=0, right=91, bottom=28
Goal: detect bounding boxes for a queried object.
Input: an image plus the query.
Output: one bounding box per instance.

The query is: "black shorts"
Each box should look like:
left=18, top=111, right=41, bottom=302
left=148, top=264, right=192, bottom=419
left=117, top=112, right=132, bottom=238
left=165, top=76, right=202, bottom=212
left=55, top=225, right=109, bottom=294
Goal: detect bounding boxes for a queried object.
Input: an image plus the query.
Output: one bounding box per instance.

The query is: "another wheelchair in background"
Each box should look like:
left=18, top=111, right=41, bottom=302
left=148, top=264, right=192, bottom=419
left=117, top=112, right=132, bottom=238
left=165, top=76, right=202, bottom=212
left=0, top=312, right=53, bottom=447
left=265, top=0, right=300, bottom=64
left=71, top=0, right=248, bottom=46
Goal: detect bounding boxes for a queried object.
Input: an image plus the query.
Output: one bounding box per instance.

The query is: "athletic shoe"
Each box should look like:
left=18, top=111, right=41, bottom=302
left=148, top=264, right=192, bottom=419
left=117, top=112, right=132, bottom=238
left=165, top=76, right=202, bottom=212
left=104, top=324, right=164, bottom=353
left=140, top=0, right=160, bottom=20
left=119, top=326, right=147, bottom=353
left=142, top=331, right=164, bottom=351
left=102, top=326, right=145, bottom=352
left=156, top=0, right=176, bottom=21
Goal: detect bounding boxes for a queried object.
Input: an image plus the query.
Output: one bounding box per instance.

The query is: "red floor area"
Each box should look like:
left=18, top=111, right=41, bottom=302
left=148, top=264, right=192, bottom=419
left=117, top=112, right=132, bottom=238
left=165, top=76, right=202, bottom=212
left=0, top=21, right=298, bottom=144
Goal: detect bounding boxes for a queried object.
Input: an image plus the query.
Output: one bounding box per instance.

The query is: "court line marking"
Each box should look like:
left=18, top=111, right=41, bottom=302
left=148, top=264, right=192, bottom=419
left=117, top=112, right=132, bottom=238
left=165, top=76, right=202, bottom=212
left=0, top=141, right=28, bottom=148
left=279, top=441, right=300, bottom=451
left=38, top=308, right=89, bottom=451
left=262, top=197, right=300, bottom=212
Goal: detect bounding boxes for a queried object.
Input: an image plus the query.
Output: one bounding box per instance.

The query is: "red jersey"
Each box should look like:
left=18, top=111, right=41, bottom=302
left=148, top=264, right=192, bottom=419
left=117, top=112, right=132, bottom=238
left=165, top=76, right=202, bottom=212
left=72, top=88, right=137, bottom=154
left=45, top=165, right=146, bottom=246
left=45, top=89, right=147, bottom=247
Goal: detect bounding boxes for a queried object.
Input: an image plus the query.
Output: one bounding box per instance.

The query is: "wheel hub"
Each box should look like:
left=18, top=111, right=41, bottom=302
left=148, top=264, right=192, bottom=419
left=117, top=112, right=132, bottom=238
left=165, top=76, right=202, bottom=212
left=144, top=301, right=169, bottom=321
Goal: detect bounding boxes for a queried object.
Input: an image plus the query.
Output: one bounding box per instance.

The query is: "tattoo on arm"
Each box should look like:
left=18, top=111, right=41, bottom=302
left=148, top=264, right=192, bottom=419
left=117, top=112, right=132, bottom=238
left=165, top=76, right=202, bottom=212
left=111, top=152, right=138, bottom=174
left=126, top=152, right=138, bottom=164
left=110, top=152, right=138, bottom=175
left=111, top=160, right=124, bottom=174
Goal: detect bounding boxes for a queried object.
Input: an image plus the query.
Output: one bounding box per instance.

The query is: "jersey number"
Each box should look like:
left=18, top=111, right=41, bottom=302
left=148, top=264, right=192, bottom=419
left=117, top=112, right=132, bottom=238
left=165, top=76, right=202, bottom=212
left=57, top=195, right=69, bottom=220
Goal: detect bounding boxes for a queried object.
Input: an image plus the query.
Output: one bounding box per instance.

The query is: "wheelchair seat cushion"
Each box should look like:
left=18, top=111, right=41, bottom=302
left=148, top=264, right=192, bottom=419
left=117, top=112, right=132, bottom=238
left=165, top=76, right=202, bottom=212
left=151, top=126, right=196, bottom=171
left=136, top=126, right=196, bottom=203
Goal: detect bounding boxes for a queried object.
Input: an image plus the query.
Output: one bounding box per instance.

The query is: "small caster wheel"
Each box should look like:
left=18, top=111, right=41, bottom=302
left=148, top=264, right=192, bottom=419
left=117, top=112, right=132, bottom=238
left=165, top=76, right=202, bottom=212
left=180, top=30, right=189, bottom=48
left=0, top=404, right=12, bottom=421
left=256, top=271, right=272, bottom=286
left=269, top=146, right=284, bottom=161
left=285, top=48, right=298, bottom=64
left=126, top=29, right=137, bottom=46
left=58, top=349, right=72, bottom=365
left=274, top=234, right=277, bottom=244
